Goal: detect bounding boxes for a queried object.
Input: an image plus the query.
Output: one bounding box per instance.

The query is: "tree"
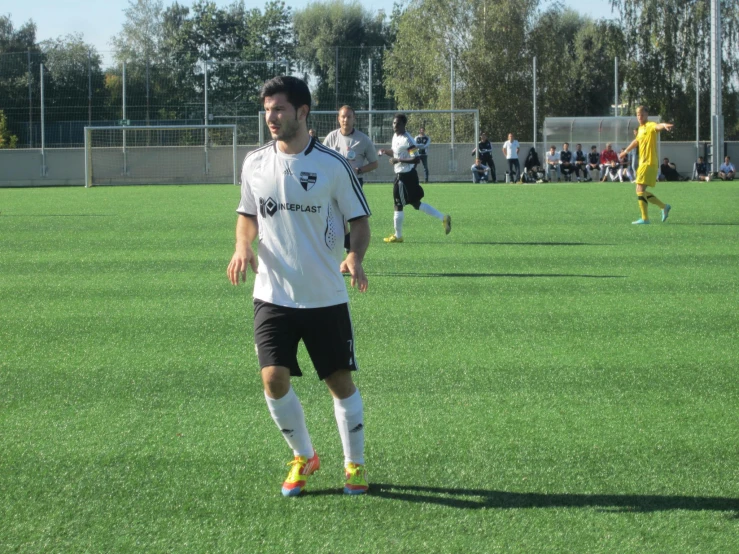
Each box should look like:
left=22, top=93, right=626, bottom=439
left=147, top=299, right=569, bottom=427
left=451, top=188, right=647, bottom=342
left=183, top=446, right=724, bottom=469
left=293, top=0, right=391, bottom=109
left=40, top=34, right=105, bottom=123
left=0, top=15, right=42, bottom=146
left=0, top=110, right=19, bottom=148
left=611, top=0, right=739, bottom=140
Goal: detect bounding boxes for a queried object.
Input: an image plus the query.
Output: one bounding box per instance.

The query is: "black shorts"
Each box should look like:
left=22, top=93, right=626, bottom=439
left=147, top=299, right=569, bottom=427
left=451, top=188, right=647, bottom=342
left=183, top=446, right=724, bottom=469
left=253, top=299, right=357, bottom=380
left=393, top=169, right=424, bottom=208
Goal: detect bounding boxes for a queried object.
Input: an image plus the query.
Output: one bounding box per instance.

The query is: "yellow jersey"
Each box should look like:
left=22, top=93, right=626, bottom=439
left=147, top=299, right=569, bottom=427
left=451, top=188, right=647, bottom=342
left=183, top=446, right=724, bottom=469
left=636, top=121, right=658, bottom=168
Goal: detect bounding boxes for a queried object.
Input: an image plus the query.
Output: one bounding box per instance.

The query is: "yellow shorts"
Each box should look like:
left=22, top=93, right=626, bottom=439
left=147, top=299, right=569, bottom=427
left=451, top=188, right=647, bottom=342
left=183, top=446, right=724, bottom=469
left=636, top=164, right=658, bottom=187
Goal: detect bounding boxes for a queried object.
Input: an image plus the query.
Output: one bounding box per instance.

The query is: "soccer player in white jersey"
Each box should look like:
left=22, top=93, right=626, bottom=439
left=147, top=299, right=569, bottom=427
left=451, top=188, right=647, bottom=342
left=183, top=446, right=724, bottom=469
left=379, top=113, right=451, bottom=243
left=227, top=76, right=371, bottom=497
left=323, top=105, right=378, bottom=253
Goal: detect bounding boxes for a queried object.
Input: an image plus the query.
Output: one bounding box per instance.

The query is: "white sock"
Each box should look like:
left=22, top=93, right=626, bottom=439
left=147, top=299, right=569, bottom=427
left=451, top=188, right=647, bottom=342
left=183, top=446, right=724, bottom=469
left=419, top=202, right=444, bottom=220
left=264, top=387, right=314, bottom=458
left=393, top=211, right=405, bottom=238
left=333, top=389, right=364, bottom=465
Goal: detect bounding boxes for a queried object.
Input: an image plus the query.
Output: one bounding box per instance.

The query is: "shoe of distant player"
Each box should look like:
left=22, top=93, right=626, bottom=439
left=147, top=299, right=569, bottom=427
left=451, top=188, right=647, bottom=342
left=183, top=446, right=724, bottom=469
left=282, top=452, right=320, bottom=497
left=383, top=234, right=404, bottom=243
left=344, top=463, right=369, bottom=495
left=661, top=204, right=671, bottom=222
left=632, top=218, right=650, bottom=225
left=443, top=214, right=452, bottom=235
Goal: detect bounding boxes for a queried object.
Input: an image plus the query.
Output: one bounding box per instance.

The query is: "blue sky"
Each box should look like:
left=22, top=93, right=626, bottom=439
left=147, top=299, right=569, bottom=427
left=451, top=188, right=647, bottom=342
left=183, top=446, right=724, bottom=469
left=6, top=0, right=618, bottom=57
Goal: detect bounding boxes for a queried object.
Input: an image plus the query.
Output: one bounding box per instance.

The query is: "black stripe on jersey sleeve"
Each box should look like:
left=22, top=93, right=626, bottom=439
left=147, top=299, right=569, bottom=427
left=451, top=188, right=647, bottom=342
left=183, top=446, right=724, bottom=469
left=314, top=142, right=371, bottom=216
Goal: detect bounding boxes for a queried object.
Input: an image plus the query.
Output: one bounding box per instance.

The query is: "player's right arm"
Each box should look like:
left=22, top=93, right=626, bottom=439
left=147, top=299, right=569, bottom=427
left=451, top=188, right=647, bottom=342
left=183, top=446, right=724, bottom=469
left=621, top=138, right=639, bottom=160
left=228, top=214, right=259, bottom=285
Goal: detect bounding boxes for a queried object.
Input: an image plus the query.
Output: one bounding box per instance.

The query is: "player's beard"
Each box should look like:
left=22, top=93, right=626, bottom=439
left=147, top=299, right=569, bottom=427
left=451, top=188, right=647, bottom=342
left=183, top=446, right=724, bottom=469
left=272, top=115, right=301, bottom=142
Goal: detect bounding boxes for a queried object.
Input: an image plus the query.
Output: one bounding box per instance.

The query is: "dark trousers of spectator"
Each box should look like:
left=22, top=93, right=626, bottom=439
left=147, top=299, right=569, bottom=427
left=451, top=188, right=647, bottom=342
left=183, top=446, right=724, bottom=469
left=507, top=159, right=520, bottom=182
left=419, top=154, right=429, bottom=182
left=481, top=154, right=496, bottom=182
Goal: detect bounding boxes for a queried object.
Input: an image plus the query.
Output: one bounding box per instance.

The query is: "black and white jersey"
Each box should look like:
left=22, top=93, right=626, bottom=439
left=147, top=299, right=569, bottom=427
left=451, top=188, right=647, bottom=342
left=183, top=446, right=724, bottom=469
left=237, top=137, right=371, bottom=309
left=588, top=151, right=601, bottom=165
left=414, top=134, right=431, bottom=155
left=560, top=150, right=573, bottom=163
left=574, top=149, right=586, bottom=163
left=391, top=132, right=419, bottom=174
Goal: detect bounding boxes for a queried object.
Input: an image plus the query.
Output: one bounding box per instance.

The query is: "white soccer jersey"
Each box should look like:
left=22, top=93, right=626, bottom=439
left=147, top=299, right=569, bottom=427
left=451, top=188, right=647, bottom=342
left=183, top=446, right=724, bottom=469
left=323, top=128, right=378, bottom=172
left=237, top=137, right=371, bottom=309
left=391, top=131, right=419, bottom=174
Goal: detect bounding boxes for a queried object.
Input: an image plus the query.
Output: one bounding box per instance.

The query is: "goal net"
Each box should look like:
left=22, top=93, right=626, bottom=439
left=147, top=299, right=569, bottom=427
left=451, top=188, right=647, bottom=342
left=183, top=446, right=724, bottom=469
left=84, top=125, right=238, bottom=187
left=258, top=109, right=480, bottom=182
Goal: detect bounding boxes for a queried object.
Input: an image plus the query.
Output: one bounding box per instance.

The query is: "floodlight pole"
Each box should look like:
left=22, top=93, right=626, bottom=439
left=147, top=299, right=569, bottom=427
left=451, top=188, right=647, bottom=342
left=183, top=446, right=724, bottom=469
left=450, top=56, right=456, bottom=171
left=710, top=0, right=723, bottom=171
left=204, top=60, right=210, bottom=175
left=696, top=62, right=700, bottom=160
left=122, top=61, right=128, bottom=175
left=40, top=63, right=46, bottom=176
left=533, top=57, right=537, bottom=152
left=368, top=57, right=374, bottom=141
left=614, top=57, right=618, bottom=117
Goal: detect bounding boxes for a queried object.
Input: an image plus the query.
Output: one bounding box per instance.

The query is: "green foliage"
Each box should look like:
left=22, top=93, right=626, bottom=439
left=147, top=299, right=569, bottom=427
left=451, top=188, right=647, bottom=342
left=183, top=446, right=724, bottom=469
left=293, top=0, right=393, bottom=110
left=612, top=0, right=739, bottom=139
left=0, top=109, right=19, bottom=147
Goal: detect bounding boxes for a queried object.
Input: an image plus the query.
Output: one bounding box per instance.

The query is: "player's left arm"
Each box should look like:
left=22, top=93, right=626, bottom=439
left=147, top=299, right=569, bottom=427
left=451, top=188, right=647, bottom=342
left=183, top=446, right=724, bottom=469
left=345, top=216, right=370, bottom=292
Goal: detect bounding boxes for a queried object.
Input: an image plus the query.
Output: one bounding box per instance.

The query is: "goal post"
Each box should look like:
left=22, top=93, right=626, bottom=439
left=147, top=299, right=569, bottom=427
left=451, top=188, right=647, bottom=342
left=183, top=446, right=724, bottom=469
left=258, top=109, right=480, bottom=182
left=84, top=125, right=238, bottom=187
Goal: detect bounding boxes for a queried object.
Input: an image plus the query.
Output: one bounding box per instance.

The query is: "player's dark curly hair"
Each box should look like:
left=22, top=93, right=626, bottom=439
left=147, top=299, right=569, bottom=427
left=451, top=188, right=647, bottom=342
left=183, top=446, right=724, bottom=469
left=260, top=76, right=312, bottom=115
left=394, top=113, right=408, bottom=126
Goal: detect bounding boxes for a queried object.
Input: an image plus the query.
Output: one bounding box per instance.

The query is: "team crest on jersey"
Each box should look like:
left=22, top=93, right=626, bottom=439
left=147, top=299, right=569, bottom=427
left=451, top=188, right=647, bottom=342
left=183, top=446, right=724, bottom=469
left=299, top=172, right=318, bottom=191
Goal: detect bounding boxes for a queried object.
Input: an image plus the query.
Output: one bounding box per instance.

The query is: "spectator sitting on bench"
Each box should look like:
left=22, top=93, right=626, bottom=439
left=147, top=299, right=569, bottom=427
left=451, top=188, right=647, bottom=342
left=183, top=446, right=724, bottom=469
left=660, top=158, right=682, bottom=181
left=471, top=158, right=491, bottom=183
left=693, top=156, right=712, bottom=181
left=718, top=156, right=735, bottom=181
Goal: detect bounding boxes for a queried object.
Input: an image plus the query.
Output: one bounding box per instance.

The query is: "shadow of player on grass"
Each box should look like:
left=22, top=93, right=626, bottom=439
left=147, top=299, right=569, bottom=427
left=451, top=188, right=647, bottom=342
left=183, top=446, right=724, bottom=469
left=363, top=483, right=739, bottom=514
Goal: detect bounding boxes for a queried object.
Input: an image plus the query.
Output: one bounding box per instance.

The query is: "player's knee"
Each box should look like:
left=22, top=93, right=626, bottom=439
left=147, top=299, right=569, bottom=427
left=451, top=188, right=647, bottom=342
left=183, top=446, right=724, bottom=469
left=261, top=366, right=291, bottom=398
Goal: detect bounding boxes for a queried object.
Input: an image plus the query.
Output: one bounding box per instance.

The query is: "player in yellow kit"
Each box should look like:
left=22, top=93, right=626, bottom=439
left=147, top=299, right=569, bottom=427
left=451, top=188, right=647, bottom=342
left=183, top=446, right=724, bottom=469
left=620, top=106, right=674, bottom=224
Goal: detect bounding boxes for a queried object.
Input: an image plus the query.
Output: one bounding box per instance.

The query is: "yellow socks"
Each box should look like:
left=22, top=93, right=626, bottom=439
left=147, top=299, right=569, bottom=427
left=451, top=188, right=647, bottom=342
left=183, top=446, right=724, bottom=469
left=637, top=192, right=649, bottom=220
left=645, top=192, right=665, bottom=209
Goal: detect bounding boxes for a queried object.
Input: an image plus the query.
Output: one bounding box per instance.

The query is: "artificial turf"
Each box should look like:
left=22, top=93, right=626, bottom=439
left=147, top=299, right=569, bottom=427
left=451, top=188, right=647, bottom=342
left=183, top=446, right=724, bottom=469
left=1, top=181, right=737, bottom=553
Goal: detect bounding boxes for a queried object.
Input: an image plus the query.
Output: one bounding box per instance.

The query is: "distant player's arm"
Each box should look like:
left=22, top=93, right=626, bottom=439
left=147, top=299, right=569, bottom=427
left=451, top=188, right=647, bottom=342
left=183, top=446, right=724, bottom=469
left=357, top=160, right=378, bottom=174
left=656, top=123, right=674, bottom=132
left=227, top=214, right=259, bottom=285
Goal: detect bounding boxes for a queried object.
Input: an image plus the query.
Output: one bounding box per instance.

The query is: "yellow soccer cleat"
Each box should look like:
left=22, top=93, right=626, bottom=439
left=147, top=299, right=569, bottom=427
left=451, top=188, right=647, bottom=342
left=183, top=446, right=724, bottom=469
left=383, top=234, right=404, bottom=243
left=344, top=463, right=369, bottom=495
left=443, top=214, right=452, bottom=235
left=281, top=452, right=320, bottom=497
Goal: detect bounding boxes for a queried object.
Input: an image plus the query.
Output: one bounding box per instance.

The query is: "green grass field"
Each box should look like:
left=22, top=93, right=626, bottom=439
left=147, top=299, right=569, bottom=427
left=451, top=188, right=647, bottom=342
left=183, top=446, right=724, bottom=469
left=1, top=181, right=738, bottom=553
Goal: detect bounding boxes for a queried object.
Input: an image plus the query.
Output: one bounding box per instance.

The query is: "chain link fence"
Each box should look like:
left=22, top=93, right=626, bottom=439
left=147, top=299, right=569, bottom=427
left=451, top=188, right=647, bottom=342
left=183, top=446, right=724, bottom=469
left=0, top=47, right=396, bottom=149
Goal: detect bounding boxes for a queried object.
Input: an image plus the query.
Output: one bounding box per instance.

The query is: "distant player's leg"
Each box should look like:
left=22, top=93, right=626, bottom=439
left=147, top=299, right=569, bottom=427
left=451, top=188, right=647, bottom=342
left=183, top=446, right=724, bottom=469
left=385, top=176, right=405, bottom=242
left=635, top=186, right=650, bottom=223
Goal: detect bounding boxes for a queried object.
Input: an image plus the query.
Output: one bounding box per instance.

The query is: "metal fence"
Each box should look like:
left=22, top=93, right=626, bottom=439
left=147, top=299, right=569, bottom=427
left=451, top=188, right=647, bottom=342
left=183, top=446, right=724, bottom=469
left=0, top=48, right=395, bottom=149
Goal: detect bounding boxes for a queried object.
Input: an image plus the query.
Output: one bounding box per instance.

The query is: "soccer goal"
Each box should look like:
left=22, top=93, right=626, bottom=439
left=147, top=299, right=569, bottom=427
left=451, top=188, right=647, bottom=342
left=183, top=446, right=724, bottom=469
left=84, top=125, right=238, bottom=187
left=258, top=109, right=480, bottom=182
